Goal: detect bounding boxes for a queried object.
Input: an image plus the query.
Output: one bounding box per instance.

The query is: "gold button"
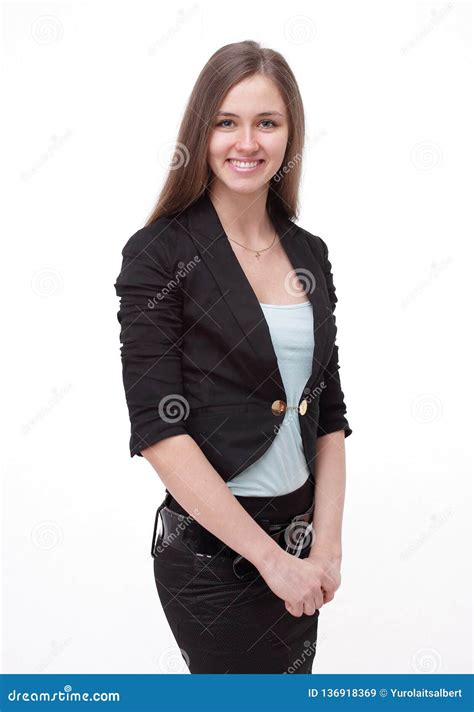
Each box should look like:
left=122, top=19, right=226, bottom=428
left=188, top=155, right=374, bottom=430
left=299, top=398, right=308, bottom=416
left=271, top=399, right=286, bottom=416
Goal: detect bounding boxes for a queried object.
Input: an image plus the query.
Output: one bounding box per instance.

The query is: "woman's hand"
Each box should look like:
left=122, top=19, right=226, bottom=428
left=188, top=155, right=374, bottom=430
left=306, top=549, right=342, bottom=606
left=257, top=548, right=342, bottom=617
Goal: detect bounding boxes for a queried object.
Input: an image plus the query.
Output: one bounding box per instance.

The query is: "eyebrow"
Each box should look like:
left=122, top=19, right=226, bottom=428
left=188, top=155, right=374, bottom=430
left=215, top=111, right=284, bottom=118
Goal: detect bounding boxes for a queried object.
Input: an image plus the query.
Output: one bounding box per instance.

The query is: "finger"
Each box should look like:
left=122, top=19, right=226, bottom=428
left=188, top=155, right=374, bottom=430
left=303, top=601, right=316, bottom=616
left=321, top=587, right=334, bottom=604
left=285, top=601, right=303, bottom=617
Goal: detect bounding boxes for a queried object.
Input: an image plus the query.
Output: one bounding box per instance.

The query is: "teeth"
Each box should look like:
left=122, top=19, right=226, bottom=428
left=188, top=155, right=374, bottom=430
left=229, top=159, right=260, bottom=168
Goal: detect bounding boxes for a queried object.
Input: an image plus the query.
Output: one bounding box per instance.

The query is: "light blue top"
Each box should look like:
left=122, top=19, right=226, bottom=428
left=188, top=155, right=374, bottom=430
left=226, top=300, right=314, bottom=497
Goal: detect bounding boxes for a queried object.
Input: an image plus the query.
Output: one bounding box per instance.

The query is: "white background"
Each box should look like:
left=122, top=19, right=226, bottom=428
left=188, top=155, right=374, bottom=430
left=1, top=0, right=472, bottom=674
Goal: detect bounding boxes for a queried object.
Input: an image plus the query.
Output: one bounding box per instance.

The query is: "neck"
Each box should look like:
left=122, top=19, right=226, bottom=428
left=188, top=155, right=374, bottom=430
left=207, top=183, right=275, bottom=249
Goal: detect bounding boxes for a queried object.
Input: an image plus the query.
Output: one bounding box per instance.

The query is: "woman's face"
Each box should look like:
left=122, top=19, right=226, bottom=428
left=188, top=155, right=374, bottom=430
left=207, top=74, right=289, bottom=195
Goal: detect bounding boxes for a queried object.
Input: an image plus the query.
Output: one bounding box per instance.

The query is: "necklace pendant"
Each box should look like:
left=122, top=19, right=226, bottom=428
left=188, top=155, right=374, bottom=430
left=255, top=252, right=261, bottom=259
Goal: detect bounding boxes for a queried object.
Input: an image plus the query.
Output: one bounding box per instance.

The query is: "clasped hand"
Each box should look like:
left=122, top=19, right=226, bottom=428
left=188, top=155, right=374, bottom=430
left=258, top=549, right=342, bottom=617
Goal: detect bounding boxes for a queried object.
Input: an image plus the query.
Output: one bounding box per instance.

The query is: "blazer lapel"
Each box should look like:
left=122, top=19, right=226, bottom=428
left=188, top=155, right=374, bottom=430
left=185, top=191, right=333, bottom=400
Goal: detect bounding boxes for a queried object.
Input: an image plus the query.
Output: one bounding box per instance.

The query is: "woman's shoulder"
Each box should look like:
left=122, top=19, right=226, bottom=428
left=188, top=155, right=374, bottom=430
left=120, top=214, right=190, bottom=260
left=292, top=221, right=329, bottom=263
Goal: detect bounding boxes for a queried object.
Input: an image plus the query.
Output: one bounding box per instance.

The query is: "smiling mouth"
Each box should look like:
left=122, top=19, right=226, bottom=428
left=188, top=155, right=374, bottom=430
left=226, top=159, right=265, bottom=170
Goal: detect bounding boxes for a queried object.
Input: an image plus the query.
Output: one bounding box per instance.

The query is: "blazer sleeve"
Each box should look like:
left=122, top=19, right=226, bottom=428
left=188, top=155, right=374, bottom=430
left=317, top=238, right=353, bottom=439
left=113, top=226, right=189, bottom=457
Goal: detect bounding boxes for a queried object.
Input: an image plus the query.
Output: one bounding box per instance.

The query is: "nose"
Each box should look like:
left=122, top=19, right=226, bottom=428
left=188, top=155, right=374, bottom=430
left=234, top=128, right=259, bottom=153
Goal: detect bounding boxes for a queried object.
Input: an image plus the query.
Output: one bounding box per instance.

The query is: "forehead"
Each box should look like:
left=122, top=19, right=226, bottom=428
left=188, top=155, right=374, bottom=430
left=218, top=75, right=286, bottom=116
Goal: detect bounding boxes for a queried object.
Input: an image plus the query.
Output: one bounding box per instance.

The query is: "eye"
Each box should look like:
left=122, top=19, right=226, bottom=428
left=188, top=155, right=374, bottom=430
left=258, top=119, right=277, bottom=129
left=215, top=119, right=278, bottom=129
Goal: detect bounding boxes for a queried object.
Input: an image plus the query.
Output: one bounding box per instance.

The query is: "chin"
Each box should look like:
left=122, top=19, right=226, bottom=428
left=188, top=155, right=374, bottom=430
left=225, top=181, right=268, bottom=196
left=212, top=170, right=272, bottom=194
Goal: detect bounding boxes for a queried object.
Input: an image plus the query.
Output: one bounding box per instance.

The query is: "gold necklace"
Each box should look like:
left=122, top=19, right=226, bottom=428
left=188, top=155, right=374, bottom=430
left=227, top=229, right=278, bottom=259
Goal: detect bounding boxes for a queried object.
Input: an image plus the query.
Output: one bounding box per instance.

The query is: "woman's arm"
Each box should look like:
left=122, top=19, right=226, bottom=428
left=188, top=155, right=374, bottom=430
left=303, top=237, right=351, bottom=603
left=142, top=434, right=284, bottom=570
left=309, top=429, right=346, bottom=560
left=305, top=430, right=346, bottom=605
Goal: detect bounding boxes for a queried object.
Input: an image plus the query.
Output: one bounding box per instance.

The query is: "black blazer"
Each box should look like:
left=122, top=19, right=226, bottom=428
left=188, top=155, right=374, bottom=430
left=114, top=191, right=352, bottom=482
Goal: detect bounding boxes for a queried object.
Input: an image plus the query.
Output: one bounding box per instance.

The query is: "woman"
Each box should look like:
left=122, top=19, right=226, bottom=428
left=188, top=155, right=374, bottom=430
left=114, top=40, right=352, bottom=674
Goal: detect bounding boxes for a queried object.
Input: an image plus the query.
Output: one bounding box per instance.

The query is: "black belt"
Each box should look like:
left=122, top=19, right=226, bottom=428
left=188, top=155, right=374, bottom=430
left=151, top=495, right=315, bottom=580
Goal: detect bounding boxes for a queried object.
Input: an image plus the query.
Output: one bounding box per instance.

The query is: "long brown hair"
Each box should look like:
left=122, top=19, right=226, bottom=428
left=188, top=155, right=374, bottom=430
left=144, top=40, right=305, bottom=227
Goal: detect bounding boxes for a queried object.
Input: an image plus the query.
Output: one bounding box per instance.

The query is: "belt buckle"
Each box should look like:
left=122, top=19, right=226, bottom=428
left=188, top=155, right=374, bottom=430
left=282, top=506, right=314, bottom=557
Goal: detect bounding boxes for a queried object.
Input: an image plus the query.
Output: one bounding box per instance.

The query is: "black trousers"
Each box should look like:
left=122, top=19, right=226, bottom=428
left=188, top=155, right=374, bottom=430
left=152, top=476, right=319, bottom=674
